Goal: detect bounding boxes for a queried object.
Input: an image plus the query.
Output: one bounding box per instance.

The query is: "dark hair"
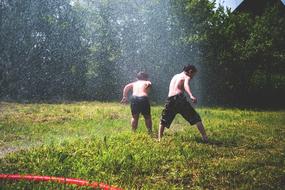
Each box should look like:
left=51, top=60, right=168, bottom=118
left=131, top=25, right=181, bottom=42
left=183, top=65, right=197, bottom=73
left=137, top=72, right=149, bottom=80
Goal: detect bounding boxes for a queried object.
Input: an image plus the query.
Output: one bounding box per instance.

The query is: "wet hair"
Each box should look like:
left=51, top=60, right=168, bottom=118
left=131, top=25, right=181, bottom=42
left=183, top=65, right=197, bottom=73
left=137, top=72, right=149, bottom=80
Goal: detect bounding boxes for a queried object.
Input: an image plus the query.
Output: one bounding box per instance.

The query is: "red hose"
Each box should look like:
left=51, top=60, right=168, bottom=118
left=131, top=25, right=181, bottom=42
left=0, top=174, right=122, bottom=190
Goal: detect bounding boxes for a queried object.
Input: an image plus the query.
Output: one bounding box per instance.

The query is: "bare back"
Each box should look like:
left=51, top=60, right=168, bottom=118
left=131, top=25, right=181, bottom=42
left=168, top=72, right=189, bottom=97
left=132, top=80, right=151, bottom=97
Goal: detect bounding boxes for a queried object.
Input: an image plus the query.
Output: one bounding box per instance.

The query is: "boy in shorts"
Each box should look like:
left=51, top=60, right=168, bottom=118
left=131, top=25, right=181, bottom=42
left=158, top=65, right=208, bottom=142
left=121, top=72, right=152, bottom=133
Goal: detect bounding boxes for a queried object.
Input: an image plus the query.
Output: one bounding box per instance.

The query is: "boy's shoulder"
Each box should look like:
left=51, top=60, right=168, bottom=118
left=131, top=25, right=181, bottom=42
left=180, top=73, right=190, bottom=80
left=135, top=80, right=151, bottom=83
left=134, top=80, right=151, bottom=87
left=143, top=80, right=152, bottom=85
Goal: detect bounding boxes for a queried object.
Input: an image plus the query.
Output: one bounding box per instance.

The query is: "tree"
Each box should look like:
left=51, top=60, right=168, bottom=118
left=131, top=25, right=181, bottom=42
left=0, top=0, right=89, bottom=100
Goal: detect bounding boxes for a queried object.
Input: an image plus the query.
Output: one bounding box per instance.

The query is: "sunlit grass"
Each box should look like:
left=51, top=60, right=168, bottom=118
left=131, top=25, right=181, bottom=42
left=0, top=102, right=284, bottom=189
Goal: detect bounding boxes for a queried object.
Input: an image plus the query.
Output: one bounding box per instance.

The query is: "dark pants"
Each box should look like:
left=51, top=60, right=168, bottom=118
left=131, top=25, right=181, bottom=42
left=160, top=93, right=201, bottom=128
left=130, top=96, right=151, bottom=116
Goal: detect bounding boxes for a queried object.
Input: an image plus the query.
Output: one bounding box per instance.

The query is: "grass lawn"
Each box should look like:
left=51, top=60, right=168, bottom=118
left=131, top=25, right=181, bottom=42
left=0, top=101, right=284, bottom=189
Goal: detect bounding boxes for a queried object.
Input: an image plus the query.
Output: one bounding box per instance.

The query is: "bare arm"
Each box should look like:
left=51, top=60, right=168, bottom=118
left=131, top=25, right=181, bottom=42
left=121, top=83, right=133, bottom=103
left=184, top=77, right=197, bottom=103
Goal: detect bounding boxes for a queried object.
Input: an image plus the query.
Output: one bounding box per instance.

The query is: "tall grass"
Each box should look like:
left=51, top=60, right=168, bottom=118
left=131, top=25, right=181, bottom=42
left=0, top=102, right=284, bottom=189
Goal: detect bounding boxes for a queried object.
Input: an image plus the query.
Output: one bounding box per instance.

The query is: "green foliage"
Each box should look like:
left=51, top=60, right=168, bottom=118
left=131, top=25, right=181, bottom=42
left=78, top=0, right=123, bottom=100
left=0, top=0, right=284, bottom=107
left=204, top=2, right=285, bottom=106
left=170, top=0, right=285, bottom=107
left=0, top=102, right=284, bottom=189
left=0, top=0, right=89, bottom=100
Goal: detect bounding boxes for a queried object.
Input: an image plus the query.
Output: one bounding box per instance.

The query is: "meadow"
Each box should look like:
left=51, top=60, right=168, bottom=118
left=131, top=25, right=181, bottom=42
left=0, top=101, right=284, bottom=189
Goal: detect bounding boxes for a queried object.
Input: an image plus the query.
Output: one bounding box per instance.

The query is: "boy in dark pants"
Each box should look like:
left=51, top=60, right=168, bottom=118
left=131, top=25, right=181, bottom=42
left=121, top=72, right=152, bottom=133
left=158, top=65, right=208, bottom=142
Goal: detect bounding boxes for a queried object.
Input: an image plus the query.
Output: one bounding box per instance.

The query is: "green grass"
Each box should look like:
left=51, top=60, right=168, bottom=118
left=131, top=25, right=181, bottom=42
left=0, top=102, right=284, bottom=189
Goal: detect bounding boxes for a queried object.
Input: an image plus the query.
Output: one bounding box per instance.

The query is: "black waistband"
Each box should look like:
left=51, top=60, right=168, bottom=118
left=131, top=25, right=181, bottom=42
left=167, top=93, right=185, bottom=100
left=132, top=96, right=149, bottom=100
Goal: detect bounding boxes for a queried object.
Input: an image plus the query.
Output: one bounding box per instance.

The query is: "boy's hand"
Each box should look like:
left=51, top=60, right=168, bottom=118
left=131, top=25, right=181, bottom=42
left=146, top=81, right=152, bottom=88
left=120, top=97, right=128, bottom=104
left=190, top=96, right=197, bottom=103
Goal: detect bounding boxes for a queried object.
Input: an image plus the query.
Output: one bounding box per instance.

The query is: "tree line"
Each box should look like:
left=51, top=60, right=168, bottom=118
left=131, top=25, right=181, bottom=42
left=0, top=0, right=284, bottom=108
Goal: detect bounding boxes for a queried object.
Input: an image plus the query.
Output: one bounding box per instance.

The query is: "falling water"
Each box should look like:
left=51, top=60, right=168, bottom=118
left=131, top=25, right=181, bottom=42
left=0, top=0, right=203, bottom=103
left=78, top=0, right=203, bottom=102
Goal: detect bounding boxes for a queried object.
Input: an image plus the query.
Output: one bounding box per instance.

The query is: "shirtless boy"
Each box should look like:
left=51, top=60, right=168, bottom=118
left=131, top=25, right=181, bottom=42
left=158, top=65, right=208, bottom=142
left=121, top=72, right=152, bottom=133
